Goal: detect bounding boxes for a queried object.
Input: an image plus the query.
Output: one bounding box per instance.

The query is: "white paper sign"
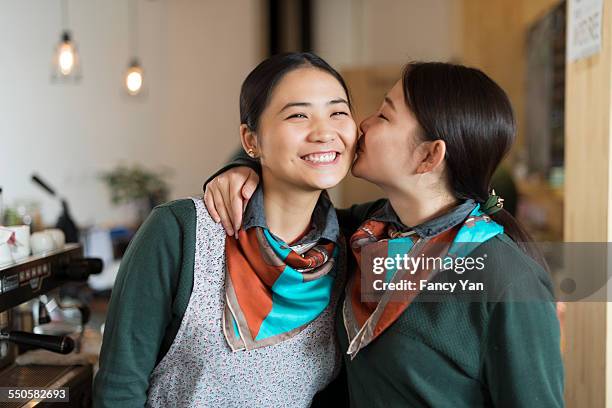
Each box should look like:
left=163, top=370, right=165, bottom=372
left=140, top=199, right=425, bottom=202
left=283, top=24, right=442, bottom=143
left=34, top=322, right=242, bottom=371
left=567, top=0, right=604, bottom=61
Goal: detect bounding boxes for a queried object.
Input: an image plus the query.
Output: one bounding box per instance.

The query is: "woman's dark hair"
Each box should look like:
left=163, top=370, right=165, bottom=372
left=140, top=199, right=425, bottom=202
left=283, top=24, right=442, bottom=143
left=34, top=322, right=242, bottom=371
left=402, top=62, right=547, bottom=270
left=240, top=52, right=351, bottom=131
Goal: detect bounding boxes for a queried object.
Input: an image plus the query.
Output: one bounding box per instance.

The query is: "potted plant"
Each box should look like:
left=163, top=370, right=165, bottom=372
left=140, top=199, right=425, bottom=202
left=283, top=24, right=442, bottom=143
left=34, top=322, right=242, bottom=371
left=100, top=165, right=170, bottom=224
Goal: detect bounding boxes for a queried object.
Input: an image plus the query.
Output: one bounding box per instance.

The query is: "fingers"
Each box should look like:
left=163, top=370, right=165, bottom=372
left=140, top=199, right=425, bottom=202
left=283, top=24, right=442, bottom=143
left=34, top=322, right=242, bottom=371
left=242, top=171, right=259, bottom=200
left=229, top=170, right=259, bottom=230
left=226, top=177, right=244, bottom=234
left=211, top=180, right=234, bottom=236
left=201, top=167, right=256, bottom=238
left=203, top=185, right=220, bottom=223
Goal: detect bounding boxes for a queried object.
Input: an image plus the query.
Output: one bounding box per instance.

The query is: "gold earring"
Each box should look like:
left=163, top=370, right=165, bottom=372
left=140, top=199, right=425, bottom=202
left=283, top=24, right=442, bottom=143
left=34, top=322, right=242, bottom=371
left=247, top=149, right=255, bottom=157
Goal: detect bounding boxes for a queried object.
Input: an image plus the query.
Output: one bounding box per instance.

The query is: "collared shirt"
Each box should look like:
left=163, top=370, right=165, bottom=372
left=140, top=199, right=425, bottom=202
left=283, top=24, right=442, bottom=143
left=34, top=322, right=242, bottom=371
left=370, top=199, right=477, bottom=239
left=242, top=185, right=340, bottom=246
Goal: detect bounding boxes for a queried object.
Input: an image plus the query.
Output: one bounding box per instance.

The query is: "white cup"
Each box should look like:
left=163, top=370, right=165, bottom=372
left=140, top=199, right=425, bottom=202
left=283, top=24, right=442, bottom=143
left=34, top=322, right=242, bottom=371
left=30, top=231, right=56, bottom=255
left=46, top=228, right=66, bottom=249
left=5, top=225, right=31, bottom=261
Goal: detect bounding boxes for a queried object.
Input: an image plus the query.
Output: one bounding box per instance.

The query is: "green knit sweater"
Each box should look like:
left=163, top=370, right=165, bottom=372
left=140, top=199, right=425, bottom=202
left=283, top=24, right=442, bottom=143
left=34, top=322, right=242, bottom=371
left=93, top=198, right=564, bottom=407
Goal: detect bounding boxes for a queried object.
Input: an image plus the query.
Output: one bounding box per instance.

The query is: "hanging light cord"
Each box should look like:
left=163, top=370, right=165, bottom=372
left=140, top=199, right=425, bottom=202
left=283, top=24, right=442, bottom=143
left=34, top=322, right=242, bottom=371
left=61, top=0, right=69, bottom=31
left=128, top=0, right=139, bottom=60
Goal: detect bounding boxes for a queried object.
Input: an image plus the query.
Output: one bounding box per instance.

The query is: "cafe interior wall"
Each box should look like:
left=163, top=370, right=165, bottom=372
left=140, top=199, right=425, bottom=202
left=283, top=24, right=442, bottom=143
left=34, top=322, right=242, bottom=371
left=312, top=0, right=463, bottom=206
left=314, top=0, right=565, bottom=214
left=461, top=0, right=562, bottom=155
left=0, top=0, right=464, bottom=228
left=0, top=0, right=265, bottom=228
left=1, top=0, right=552, bottom=229
left=313, top=0, right=463, bottom=69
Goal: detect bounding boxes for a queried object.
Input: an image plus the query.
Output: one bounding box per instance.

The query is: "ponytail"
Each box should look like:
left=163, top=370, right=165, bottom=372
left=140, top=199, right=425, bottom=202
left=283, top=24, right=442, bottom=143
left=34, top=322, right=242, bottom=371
left=402, top=62, right=548, bottom=271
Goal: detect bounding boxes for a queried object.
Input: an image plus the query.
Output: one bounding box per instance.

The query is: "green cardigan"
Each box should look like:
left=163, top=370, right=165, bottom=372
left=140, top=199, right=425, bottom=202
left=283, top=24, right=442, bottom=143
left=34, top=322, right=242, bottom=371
left=93, top=198, right=564, bottom=407
left=335, top=231, right=563, bottom=407
left=93, top=200, right=197, bottom=407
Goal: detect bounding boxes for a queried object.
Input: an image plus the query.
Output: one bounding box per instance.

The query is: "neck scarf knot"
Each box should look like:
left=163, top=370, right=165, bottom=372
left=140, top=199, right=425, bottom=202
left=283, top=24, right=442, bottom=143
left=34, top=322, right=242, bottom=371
left=223, top=227, right=339, bottom=351
left=343, top=204, right=503, bottom=358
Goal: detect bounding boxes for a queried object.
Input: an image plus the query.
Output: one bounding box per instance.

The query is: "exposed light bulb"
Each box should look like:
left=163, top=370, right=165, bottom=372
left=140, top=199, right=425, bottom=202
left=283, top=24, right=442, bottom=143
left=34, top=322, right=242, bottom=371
left=126, top=70, right=142, bottom=93
left=125, top=60, right=144, bottom=96
left=52, top=31, right=81, bottom=82
left=58, top=42, right=75, bottom=75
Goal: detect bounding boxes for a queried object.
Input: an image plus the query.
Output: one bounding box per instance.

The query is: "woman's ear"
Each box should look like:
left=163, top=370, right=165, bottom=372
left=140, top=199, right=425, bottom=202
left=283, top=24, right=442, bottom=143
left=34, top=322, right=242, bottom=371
left=416, top=140, right=446, bottom=174
left=240, top=124, right=258, bottom=158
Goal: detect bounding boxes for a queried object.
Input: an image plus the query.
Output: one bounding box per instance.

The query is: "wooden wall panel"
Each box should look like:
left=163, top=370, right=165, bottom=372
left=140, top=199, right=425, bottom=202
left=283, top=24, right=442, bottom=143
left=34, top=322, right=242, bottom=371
left=462, top=1, right=612, bottom=406
left=461, top=0, right=561, bottom=153
left=563, top=0, right=612, bottom=406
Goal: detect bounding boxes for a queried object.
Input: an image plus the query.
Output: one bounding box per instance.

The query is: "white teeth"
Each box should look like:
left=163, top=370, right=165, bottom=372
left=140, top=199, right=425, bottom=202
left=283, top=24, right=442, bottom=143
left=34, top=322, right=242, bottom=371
left=303, top=152, right=337, bottom=163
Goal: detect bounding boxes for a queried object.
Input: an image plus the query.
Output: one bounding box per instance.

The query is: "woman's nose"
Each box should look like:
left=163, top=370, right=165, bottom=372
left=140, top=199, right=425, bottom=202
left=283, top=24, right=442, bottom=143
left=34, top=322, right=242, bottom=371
left=359, top=116, right=371, bottom=134
left=308, top=125, right=336, bottom=143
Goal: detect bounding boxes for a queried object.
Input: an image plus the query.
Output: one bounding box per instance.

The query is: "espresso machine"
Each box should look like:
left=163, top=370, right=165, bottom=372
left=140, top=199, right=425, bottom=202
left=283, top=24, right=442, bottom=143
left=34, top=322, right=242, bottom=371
left=0, top=244, right=102, bottom=407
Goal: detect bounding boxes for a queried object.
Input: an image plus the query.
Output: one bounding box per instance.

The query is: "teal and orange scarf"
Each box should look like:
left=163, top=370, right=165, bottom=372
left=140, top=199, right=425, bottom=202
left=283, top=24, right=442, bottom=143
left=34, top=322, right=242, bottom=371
left=343, top=204, right=503, bottom=358
left=223, top=227, right=339, bottom=351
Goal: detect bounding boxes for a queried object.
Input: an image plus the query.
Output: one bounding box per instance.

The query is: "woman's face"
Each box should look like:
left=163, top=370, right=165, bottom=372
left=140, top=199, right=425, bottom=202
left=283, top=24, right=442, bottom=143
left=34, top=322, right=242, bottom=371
left=352, top=79, right=429, bottom=191
left=249, top=67, right=357, bottom=192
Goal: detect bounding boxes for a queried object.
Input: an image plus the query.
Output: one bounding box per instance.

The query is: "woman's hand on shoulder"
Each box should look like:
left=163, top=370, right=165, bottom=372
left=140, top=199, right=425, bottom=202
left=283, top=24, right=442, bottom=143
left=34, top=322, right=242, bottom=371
left=203, top=167, right=259, bottom=236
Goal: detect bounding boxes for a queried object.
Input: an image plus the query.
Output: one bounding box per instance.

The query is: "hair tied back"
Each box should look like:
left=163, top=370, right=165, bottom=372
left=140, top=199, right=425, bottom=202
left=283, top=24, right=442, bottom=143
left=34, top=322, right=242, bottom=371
left=481, top=189, right=504, bottom=216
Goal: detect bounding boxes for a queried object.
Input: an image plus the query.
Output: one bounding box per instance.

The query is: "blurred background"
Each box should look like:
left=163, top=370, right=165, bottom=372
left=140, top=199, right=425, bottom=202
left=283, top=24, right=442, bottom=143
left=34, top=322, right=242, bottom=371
left=1, top=1, right=611, bottom=407
left=0, top=0, right=563, bottom=239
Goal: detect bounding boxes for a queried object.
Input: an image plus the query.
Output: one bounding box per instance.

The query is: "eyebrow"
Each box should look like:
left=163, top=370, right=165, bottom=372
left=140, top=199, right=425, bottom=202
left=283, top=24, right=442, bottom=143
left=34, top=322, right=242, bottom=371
left=384, top=95, right=396, bottom=111
left=279, top=98, right=350, bottom=113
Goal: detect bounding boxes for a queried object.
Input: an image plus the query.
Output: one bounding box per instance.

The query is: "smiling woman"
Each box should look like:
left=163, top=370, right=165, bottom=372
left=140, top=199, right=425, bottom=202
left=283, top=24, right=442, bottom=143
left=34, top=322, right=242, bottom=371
left=203, top=60, right=564, bottom=408
left=93, top=52, right=357, bottom=407
left=238, top=64, right=356, bottom=223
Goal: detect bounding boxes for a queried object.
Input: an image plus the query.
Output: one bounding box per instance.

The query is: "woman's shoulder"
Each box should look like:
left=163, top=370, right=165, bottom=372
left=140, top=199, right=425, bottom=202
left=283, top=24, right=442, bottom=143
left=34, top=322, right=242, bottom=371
left=335, top=198, right=389, bottom=234
left=152, top=197, right=220, bottom=233
left=468, top=233, right=555, bottom=301
left=475, top=233, right=541, bottom=270
left=154, top=198, right=196, bottom=222
left=125, top=199, right=197, bottom=254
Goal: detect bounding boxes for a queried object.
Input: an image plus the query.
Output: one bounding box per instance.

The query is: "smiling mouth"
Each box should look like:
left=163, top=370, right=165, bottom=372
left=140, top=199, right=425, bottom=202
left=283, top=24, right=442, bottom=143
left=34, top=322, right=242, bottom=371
left=301, top=151, right=339, bottom=165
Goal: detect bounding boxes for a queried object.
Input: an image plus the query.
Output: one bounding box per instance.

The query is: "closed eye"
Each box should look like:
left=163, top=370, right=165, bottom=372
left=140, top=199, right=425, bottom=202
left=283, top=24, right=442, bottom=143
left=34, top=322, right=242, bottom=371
left=378, top=113, right=388, bottom=121
left=331, top=111, right=349, bottom=117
